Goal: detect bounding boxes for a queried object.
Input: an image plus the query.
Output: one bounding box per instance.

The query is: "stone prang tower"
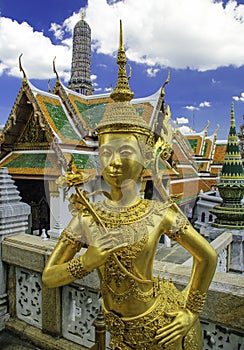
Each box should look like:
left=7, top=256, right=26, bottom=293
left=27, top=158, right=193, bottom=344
left=68, top=10, right=92, bottom=95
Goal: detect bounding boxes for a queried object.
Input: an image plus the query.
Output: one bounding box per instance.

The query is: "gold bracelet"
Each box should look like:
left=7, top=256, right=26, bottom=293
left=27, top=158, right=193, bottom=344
left=66, top=257, right=91, bottom=279
left=59, top=230, right=83, bottom=252
left=186, top=289, right=206, bottom=314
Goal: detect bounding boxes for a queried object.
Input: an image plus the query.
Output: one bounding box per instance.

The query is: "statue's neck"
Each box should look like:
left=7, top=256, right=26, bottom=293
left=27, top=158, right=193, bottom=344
left=109, top=182, right=140, bottom=208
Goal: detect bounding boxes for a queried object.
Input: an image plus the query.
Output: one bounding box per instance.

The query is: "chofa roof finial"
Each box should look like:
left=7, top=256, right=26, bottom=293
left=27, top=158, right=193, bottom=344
left=19, top=53, right=27, bottom=84
left=53, top=56, right=60, bottom=83
left=110, top=20, right=134, bottom=102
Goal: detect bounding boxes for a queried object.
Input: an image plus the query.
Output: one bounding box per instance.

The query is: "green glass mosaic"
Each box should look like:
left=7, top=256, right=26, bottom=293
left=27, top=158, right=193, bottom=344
left=203, top=141, right=209, bottom=157
left=188, top=139, right=198, bottom=153
left=6, top=154, right=52, bottom=168
left=44, top=102, right=80, bottom=140
left=72, top=153, right=99, bottom=169
left=75, top=101, right=108, bottom=129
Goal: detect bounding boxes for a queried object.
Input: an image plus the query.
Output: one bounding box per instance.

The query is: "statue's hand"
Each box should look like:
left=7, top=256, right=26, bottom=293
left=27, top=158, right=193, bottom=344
left=155, top=308, right=198, bottom=348
left=82, top=232, right=124, bottom=271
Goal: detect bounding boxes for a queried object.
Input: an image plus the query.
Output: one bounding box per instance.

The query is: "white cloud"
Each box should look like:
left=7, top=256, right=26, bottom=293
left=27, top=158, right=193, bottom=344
left=179, top=125, right=193, bottom=134
left=184, top=101, right=211, bottom=110
left=104, top=86, right=113, bottom=92
left=0, top=17, right=71, bottom=79
left=199, top=101, right=211, bottom=108
left=176, top=117, right=189, bottom=124
left=91, top=74, right=97, bottom=81
left=211, top=78, right=220, bottom=84
left=49, top=23, right=64, bottom=40
left=233, top=92, right=244, bottom=102
left=184, top=105, right=199, bottom=111
left=1, top=0, right=244, bottom=82
left=85, top=0, right=244, bottom=71
left=146, top=67, right=159, bottom=77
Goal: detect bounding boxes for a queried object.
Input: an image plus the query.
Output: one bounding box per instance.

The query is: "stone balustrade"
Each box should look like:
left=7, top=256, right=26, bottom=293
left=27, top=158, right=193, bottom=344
left=1, top=233, right=243, bottom=349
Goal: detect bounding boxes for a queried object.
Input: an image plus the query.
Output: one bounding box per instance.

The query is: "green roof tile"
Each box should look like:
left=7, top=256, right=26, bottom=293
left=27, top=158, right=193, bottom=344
left=75, top=101, right=108, bottom=129
left=72, top=153, right=99, bottom=169
left=44, top=102, right=80, bottom=140
left=6, top=154, right=52, bottom=168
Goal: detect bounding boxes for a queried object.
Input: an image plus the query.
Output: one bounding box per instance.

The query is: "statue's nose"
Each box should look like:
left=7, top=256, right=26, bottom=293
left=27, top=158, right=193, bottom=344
left=110, top=152, right=122, bottom=167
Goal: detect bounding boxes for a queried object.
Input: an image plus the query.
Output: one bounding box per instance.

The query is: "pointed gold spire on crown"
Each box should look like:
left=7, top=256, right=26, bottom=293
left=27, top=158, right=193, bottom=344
left=96, top=21, right=153, bottom=145
left=110, top=20, right=134, bottom=102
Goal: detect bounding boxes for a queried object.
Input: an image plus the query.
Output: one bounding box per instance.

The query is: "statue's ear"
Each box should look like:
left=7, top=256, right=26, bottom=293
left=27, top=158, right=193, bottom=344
left=143, top=144, right=154, bottom=168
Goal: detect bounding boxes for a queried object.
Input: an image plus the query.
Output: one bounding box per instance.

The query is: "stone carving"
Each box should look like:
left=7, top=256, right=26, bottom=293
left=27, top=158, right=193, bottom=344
left=216, top=248, right=227, bottom=272
left=62, top=283, right=100, bottom=347
left=16, top=267, right=42, bottom=328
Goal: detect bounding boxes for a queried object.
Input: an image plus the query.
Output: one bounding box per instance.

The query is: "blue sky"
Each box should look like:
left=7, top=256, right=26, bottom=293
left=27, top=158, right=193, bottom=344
left=0, top=0, right=244, bottom=139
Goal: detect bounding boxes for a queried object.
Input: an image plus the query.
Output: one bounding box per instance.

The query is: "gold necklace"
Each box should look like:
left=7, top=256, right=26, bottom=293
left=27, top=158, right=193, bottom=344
left=94, top=198, right=154, bottom=227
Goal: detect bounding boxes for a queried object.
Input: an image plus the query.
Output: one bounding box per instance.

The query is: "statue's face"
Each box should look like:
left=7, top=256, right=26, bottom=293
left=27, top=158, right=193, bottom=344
left=99, top=133, right=144, bottom=188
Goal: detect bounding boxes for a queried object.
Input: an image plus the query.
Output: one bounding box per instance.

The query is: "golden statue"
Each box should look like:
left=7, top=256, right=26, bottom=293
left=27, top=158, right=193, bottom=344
left=43, top=21, right=217, bottom=350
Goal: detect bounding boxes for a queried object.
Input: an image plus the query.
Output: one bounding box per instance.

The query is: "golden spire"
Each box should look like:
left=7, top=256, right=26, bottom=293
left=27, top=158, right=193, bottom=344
left=110, top=20, right=134, bottom=102
left=230, top=102, right=235, bottom=128
left=81, top=9, right=85, bottom=20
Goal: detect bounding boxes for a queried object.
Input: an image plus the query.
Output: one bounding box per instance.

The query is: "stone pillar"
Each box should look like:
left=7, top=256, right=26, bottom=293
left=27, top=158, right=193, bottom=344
left=48, top=180, right=60, bottom=232
left=0, top=167, right=30, bottom=330
left=48, top=180, right=71, bottom=241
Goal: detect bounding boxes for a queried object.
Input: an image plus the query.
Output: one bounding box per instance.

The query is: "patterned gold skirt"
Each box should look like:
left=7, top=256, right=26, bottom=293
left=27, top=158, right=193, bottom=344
left=103, top=280, right=202, bottom=350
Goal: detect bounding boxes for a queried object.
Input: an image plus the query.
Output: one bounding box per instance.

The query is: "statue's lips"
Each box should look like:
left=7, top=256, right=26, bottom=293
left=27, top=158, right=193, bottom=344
left=107, top=172, right=123, bottom=177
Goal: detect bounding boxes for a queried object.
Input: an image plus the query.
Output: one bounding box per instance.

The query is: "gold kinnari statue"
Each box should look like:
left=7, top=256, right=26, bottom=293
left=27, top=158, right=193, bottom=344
left=43, top=21, right=217, bottom=350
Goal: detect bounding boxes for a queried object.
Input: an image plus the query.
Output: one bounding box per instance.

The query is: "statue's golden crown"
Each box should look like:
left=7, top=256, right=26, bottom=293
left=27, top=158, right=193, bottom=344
left=96, top=20, right=153, bottom=144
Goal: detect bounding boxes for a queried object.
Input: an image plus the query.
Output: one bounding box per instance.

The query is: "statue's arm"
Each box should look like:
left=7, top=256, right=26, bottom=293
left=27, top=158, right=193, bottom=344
left=42, top=214, right=91, bottom=288
left=163, top=203, right=217, bottom=299
left=42, top=214, right=121, bottom=288
left=155, top=203, right=217, bottom=347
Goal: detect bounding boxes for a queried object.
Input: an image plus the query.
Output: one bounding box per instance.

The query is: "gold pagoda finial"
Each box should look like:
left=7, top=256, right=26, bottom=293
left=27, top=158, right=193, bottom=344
left=81, top=9, right=85, bottom=20
left=110, top=20, right=134, bottom=102
left=231, top=102, right=235, bottom=127
left=19, top=53, right=27, bottom=84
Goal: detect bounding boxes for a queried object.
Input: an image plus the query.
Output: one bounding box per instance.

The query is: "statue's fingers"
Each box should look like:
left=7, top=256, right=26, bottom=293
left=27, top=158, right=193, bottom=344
left=158, top=333, right=182, bottom=347
left=155, top=324, right=180, bottom=341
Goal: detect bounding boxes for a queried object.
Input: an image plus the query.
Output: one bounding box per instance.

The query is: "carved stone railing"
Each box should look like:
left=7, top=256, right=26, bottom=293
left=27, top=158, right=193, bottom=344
left=1, top=233, right=244, bottom=350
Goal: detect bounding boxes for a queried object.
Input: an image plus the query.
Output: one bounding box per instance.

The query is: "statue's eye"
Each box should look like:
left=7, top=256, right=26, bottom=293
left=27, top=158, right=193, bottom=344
left=100, top=148, right=112, bottom=157
left=120, top=149, right=133, bottom=157
left=119, top=146, right=134, bottom=158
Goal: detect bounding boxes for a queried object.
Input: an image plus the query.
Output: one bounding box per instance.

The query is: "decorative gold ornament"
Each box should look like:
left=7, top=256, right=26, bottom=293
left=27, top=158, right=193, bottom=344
left=66, top=256, right=91, bottom=279
left=186, top=290, right=207, bottom=314
left=59, top=230, right=83, bottom=252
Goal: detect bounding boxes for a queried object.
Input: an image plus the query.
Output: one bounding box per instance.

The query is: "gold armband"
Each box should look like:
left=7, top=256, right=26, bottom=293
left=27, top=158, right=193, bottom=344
left=186, top=290, right=206, bottom=314
left=59, top=230, right=83, bottom=252
left=66, top=257, right=91, bottom=279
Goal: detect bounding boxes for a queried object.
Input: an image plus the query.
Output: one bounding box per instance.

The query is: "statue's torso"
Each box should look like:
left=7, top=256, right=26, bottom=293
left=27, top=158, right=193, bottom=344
left=91, top=199, right=169, bottom=317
